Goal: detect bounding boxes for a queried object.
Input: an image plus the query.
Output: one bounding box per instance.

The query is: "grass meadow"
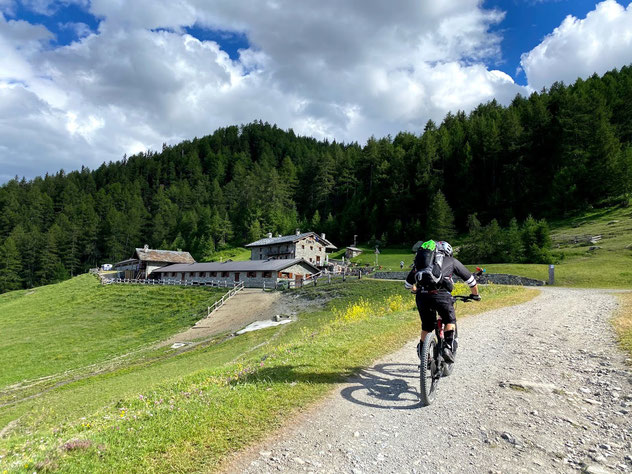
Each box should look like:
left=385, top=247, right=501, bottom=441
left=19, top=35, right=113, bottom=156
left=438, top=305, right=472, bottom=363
left=614, top=293, right=632, bottom=357
left=0, top=279, right=536, bottom=473
left=348, top=205, right=632, bottom=289
left=0, top=275, right=225, bottom=389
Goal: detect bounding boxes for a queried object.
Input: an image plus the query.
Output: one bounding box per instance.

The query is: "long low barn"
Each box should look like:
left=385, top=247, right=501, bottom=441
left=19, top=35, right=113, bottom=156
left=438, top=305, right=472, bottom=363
left=152, top=258, right=320, bottom=288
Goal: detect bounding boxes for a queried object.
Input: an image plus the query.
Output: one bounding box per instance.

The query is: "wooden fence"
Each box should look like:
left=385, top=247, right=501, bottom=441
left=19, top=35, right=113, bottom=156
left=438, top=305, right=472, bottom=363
left=101, top=277, right=235, bottom=288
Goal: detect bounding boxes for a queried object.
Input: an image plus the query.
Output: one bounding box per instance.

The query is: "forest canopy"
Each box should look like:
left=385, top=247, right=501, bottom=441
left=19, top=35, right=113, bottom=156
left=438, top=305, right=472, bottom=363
left=1, top=65, right=632, bottom=291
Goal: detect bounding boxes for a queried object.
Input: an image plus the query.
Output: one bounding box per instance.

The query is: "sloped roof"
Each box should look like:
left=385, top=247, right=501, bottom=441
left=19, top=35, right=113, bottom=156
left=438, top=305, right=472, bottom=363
left=134, top=248, right=195, bottom=264
left=245, top=232, right=337, bottom=250
left=152, top=258, right=320, bottom=274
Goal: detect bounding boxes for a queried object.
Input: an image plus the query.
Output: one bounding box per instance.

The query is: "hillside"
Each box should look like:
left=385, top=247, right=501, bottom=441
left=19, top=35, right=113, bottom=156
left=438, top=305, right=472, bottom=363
left=0, top=275, right=225, bottom=389
left=0, top=279, right=535, bottom=473
left=2, top=65, right=632, bottom=293
left=349, top=205, right=632, bottom=288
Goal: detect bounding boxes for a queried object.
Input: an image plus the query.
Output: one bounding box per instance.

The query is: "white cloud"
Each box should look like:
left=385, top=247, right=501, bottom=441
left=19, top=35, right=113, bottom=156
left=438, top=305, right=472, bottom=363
left=1, top=0, right=530, bottom=180
left=521, top=0, right=632, bottom=90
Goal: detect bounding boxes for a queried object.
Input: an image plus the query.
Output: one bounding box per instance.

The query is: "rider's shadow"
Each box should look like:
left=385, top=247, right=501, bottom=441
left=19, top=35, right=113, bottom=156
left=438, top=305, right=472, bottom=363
left=340, top=363, right=421, bottom=410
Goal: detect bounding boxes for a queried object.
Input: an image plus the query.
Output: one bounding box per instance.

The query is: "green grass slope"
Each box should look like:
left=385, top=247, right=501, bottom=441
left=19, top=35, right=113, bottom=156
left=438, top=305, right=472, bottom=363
left=0, top=275, right=225, bottom=388
left=349, top=205, right=632, bottom=288
left=0, top=280, right=536, bottom=473
left=202, top=246, right=251, bottom=262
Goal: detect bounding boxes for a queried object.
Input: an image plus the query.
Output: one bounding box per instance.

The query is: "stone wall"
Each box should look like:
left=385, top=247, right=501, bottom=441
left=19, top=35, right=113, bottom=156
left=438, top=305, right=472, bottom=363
left=294, top=236, right=328, bottom=266
left=372, top=272, right=545, bottom=286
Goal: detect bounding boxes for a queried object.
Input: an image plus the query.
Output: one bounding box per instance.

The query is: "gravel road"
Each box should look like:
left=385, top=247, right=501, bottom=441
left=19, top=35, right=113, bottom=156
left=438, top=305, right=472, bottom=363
left=226, top=288, right=632, bottom=474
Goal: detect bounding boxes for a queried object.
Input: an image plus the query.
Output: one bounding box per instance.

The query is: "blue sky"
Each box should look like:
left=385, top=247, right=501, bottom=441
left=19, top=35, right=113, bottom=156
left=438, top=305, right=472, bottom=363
left=1, top=0, right=631, bottom=181
left=485, top=0, right=610, bottom=85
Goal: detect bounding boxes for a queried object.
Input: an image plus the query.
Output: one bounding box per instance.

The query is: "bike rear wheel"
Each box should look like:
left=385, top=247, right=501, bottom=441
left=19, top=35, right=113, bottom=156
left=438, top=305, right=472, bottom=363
left=419, top=334, right=440, bottom=406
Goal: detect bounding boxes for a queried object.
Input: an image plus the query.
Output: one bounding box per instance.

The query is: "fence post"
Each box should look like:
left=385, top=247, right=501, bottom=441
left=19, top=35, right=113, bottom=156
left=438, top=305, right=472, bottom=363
left=548, top=264, right=555, bottom=285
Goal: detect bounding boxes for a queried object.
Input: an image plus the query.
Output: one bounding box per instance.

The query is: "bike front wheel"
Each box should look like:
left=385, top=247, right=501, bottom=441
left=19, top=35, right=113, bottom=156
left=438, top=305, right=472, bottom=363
left=419, top=334, right=440, bottom=406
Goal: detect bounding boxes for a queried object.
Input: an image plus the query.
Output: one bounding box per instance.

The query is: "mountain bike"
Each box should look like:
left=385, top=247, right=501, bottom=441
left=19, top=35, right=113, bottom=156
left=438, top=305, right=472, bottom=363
left=419, top=294, right=477, bottom=406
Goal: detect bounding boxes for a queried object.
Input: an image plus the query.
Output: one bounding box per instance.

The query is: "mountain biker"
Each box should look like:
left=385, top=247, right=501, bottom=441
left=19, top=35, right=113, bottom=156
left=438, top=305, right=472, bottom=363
left=404, top=240, right=480, bottom=363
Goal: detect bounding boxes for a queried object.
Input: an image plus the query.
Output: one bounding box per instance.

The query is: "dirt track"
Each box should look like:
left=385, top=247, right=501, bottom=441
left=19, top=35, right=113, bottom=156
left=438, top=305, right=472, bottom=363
left=226, top=288, right=632, bottom=473
left=163, top=289, right=318, bottom=346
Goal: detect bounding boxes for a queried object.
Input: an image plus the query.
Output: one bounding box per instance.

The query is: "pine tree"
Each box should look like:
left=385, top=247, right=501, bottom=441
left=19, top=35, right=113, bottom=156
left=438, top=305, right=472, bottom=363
left=37, top=224, right=66, bottom=285
left=505, top=218, right=524, bottom=263
left=0, top=236, right=22, bottom=292
left=311, top=210, right=321, bottom=230
left=426, top=190, right=455, bottom=240
left=247, top=220, right=262, bottom=243
left=171, top=233, right=186, bottom=251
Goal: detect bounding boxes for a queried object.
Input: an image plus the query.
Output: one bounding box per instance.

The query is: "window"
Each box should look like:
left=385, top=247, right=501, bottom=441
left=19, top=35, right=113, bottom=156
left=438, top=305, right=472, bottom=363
left=210, top=271, right=217, bottom=277
left=247, top=271, right=256, bottom=278
left=302, top=245, right=304, bottom=249
left=310, top=246, right=313, bottom=250
left=222, top=271, right=229, bottom=277
left=263, top=271, right=272, bottom=278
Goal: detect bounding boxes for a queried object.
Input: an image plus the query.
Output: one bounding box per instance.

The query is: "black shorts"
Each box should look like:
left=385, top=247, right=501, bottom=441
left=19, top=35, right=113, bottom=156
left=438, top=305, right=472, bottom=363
left=415, top=291, right=455, bottom=332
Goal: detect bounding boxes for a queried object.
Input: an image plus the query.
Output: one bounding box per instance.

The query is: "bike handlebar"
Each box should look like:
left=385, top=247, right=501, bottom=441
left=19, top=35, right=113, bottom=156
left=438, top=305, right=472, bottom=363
left=452, top=294, right=480, bottom=303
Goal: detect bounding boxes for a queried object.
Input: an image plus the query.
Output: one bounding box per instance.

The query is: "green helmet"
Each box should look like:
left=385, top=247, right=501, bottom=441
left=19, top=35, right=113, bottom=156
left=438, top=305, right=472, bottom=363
left=421, top=240, right=436, bottom=251
left=412, top=239, right=436, bottom=252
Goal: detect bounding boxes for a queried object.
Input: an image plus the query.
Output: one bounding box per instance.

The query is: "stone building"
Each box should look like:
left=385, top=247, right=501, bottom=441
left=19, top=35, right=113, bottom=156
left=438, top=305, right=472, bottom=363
left=245, top=231, right=337, bottom=267
left=345, top=246, right=363, bottom=259
left=153, top=258, right=320, bottom=288
left=114, top=245, right=195, bottom=279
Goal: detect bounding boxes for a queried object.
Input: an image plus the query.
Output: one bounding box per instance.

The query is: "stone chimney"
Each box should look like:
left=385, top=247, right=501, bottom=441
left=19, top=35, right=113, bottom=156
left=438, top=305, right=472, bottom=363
left=267, top=232, right=273, bottom=238
left=321, top=233, right=326, bottom=240
left=143, top=244, right=149, bottom=251
left=295, top=229, right=300, bottom=236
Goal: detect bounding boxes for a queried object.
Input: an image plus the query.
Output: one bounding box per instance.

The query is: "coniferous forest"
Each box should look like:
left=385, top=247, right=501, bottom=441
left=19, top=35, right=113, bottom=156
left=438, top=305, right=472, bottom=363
left=1, top=65, right=632, bottom=292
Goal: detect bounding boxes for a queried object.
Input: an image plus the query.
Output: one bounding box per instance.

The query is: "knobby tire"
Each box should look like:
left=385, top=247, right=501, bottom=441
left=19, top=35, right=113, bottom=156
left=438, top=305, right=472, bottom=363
left=419, top=334, right=439, bottom=406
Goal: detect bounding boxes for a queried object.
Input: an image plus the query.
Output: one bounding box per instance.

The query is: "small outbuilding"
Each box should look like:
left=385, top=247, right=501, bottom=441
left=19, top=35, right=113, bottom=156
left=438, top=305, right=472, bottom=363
left=153, top=258, right=320, bottom=288
left=114, top=245, right=195, bottom=279
left=345, top=246, right=363, bottom=259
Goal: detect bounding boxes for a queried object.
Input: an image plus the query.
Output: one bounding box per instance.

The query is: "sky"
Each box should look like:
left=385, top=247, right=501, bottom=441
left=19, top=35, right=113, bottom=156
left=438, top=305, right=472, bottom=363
left=1, top=0, right=632, bottom=182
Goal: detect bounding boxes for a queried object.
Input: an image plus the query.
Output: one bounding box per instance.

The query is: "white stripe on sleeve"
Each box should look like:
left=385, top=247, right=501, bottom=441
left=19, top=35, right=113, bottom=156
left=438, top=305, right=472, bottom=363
left=465, top=275, right=476, bottom=287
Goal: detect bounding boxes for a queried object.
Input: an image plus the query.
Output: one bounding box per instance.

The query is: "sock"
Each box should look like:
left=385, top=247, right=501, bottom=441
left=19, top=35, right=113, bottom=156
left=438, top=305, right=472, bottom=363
left=444, top=330, right=455, bottom=351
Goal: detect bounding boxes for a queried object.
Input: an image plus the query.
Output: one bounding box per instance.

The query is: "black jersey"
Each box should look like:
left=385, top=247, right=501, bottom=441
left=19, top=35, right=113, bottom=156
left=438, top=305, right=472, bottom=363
left=404, top=255, right=476, bottom=292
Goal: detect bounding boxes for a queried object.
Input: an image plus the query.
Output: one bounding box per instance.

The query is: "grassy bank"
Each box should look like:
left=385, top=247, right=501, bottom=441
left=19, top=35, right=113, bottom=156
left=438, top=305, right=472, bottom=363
left=0, top=280, right=537, bottom=473
left=349, top=205, right=632, bottom=288
left=0, top=275, right=225, bottom=388
left=614, top=293, right=632, bottom=357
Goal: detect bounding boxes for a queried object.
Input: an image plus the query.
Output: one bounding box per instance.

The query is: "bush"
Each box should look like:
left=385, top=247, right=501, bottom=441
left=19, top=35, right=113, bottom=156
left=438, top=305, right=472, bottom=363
left=459, top=215, right=552, bottom=264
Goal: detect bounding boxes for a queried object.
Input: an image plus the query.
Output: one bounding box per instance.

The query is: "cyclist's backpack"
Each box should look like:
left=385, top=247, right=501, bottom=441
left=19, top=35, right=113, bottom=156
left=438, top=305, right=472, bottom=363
left=414, top=240, right=445, bottom=289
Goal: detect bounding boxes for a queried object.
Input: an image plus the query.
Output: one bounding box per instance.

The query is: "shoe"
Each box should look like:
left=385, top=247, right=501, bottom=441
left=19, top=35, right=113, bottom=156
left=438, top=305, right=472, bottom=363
left=442, top=346, right=455, bottom=363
